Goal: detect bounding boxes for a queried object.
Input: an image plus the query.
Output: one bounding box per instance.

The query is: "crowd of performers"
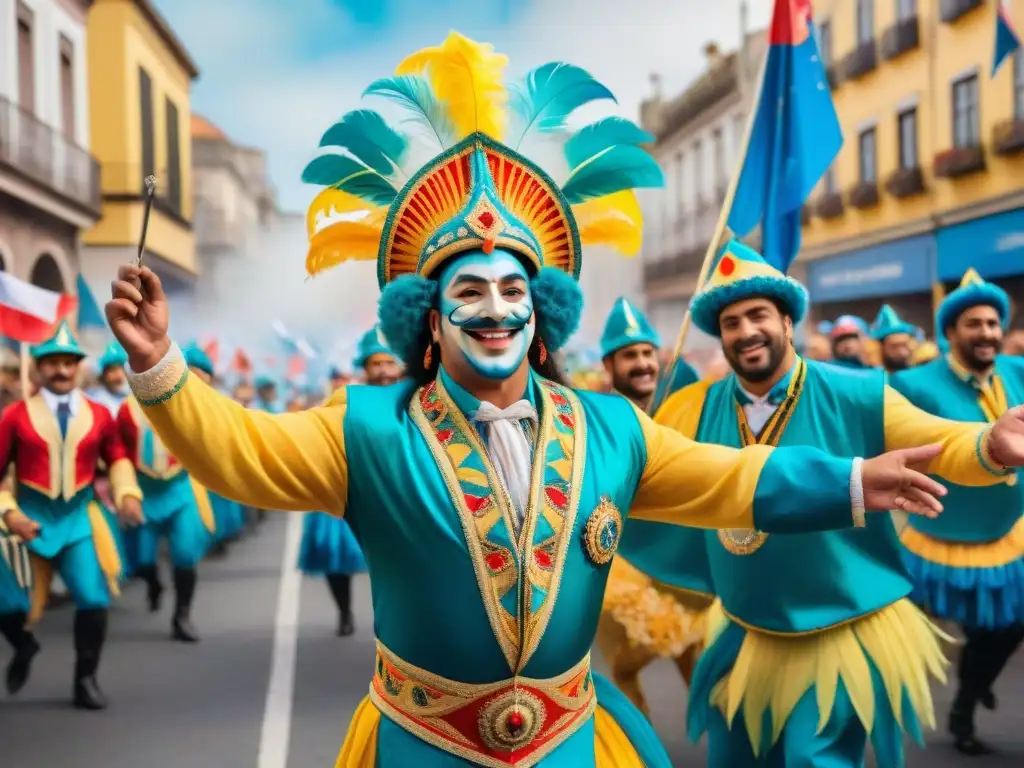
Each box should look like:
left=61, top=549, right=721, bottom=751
left=5, top=30, right=1024, bottom=768
left=0, top=324, right=388, bottom=708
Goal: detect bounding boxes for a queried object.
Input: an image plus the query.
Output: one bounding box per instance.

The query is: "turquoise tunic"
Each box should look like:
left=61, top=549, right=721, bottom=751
left=340, top=367, right=861, bottom=766
left=0, top=541, right=30, bottom=614
left=892, top=355, right=1024, bottom=627
left=135, top=473, right=211, bottom=569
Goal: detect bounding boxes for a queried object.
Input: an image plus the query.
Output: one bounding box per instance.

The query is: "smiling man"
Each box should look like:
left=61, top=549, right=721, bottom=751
left=105, top=33, right=965, bottom=768
left=653, top=242, right=1024, bottom=767
left=893, top=269, right=1024, bottom=756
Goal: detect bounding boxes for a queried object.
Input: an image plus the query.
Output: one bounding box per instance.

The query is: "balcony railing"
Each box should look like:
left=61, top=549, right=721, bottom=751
left=848, top=180, right=880, bottom=209
left=940, top=0, right=983, bottom=24
left=825, top=64, right=843, bottom=90
left=843, top=40, right=878, bottom=81
left=815, top=191, right=844, bottom=220
left=993, top=119, right=1024, bottom=157
left=880, top=17, right=920, bottom=60
left=933, top=145, right=986, bottom=179
left=885, top=166, right=925, bottom=198
left=0, top=95, right=100, bottom=217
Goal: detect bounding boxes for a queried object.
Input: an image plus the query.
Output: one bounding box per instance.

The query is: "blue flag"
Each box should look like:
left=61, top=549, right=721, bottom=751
left=993, top=1, right=1021, bottom=77
left=726, top=0, right=842, bottom=274
left=76, top=274, right=106, bottom=330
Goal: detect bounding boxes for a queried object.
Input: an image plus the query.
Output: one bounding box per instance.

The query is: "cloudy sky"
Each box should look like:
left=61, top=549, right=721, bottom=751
left=153, top=0, right=773, bottom=213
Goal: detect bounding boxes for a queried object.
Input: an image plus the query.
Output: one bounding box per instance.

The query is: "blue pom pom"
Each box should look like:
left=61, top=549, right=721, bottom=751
left=378, top=275, right=437, bottom=365
left=531, top=267, right=582, bottom=351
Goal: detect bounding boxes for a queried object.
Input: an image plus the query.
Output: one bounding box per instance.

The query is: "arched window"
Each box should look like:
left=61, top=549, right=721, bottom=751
left=30, top=254, right=64, bottom=293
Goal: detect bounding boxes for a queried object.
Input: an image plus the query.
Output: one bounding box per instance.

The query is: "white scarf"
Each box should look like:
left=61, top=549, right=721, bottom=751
left=473, top=400, right=538, bottom=529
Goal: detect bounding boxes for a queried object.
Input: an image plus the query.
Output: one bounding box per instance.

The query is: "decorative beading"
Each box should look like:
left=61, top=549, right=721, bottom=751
left=127, top=342, right=189, bottom=407
left=851, top=456, right=866, bottom=528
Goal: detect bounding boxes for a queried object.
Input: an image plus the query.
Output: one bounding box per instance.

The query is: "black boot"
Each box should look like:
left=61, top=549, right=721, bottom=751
left=171, top=567, right=200, bottom=643
left=326, top=573, right=354, bottom=636
left=136, top=564, right=164, bottom=613
left=950, top=626, right=1001, bottom=756
left=73, top=609, right=108, bottom=710
left=0, top=611, right=40, bottom=695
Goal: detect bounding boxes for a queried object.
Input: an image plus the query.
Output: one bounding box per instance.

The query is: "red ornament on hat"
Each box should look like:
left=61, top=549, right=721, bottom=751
left=719, top=256, right=735, bottom=276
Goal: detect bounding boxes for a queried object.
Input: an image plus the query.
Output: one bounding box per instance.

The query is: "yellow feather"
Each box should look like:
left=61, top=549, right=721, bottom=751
left=832, top=631, right=875, bottom=731
left=305, top=208, right=386, bottom=277
left=571, top=190, right=643, bottom=256
left=396, top=31, right=508, bottom=141
left=813, top=644, right=840, bottom=732
left=306, top=188, right=381, bottom=238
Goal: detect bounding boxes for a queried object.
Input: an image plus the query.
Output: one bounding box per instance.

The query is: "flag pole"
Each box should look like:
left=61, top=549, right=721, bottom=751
left=649, top=34, right=771, bottom=414
left=18, top=342, right=31, bottom=401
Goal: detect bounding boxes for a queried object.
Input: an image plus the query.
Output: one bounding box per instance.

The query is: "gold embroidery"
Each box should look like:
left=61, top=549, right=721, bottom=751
left=582, top=498, right=622, bottom=566
left=23, top=395, right=61, bottom=499
left=62, top=394, right=93, bottom=500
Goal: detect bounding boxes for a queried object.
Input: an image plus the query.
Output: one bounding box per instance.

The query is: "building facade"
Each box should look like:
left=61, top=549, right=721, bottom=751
left=638, top=24, right=767, bottom=356
left=0, top=0, right=101, bottom=295
left=81, top=0, right=198, bottom=297
left=802, top=0, right=1024, bottom=330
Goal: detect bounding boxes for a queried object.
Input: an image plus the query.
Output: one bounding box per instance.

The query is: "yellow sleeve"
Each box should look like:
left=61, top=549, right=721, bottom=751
left=130, top=345, right=348, bottom=516
left=108, top=458, right=143, bottom=507
left=883, top=385, right=1009, bottom=486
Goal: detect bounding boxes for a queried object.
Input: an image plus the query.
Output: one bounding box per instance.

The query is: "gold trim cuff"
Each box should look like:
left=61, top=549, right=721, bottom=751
left=127, top=342, right=189, bottom=406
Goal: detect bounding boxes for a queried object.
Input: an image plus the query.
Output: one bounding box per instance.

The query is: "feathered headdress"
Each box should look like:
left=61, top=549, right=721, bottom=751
left=303, top=31, right=661, bottom=288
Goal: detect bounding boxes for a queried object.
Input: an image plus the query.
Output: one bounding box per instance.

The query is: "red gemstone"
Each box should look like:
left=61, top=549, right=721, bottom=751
left=478, top=211, right=495, bottom=228
left=485, top=552, right=508, bottom=571
left=534, top=548, right=553, bottom=568
left=507, top=711, right=525, bottom=733
left=465, top=494, right=491, bottom=514
left=436, top=429, right=454, bottom=443
left=550, top=393, right=568, bottom=406
left=558, top=413, right=574, bottom=429
left=719, top=256, right=735, bottom=276
left=545, top=487, right=568, bottom=508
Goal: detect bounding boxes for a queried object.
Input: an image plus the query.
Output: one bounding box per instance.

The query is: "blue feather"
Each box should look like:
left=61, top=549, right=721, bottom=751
left=561, top=145, right=664, bottom=204
left=318, top=109, right=407, bottom=177
left=508, top=62, right=616, bottom=146
left=301, top=153, right=397, bottom=205
left=363, top=75, right=456, bottom=149
left=564, top=117, right=654, bottom=170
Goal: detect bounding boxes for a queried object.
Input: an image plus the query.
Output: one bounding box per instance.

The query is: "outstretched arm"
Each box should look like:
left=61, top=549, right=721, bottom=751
left=127, top=343, right=349, bottom=516
left=883, top=386, right=1011, bottom=485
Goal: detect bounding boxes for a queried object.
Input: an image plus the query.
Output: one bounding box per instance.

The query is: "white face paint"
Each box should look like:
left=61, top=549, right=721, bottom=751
left=437, top=250, right=535, bottom=380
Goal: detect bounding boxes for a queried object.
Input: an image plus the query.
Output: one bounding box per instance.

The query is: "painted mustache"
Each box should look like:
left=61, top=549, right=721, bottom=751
left=448, top=302, right=533, bottom=330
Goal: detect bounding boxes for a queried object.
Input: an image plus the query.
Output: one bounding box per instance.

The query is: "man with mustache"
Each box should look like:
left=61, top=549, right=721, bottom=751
left=829, top=315, right=871, bottom=369
left=871, top=305, right=917, bottom=374
left=297, top=326, right=394, bottom=637
left=117, top=341, right=215, bottom=643
left=87, top=341, right=130, bottom=417
left=105, top=32, right=957, bottom=767
left=652, top=242, right=1024, bottom=767
left=0, top=320, right=143, bottom=709
left=892, top=269, right=1024, bottom=755
left=594, top=296, right=712, bottom=716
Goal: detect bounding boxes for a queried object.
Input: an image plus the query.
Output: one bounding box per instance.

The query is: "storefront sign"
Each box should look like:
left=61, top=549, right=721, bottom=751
left=805, top=234, right=936, bottom=302
left=937, top=207, right=1024, bottom=282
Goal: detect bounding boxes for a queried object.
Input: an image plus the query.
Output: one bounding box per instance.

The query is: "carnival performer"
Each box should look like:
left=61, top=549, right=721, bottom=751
left=0, top=321, right=143, bottom=709
left=829, top=315, right=871, bottom=369
left=0, top=509, right=37, bottom=694
left=892, top=269, right=1024, bottom=756
left=87, top=341, right=130, bottom=417
left=254, top=376, right=282, bottom=413
left=650, top=242, right=1024, bottom=767
left=594, top=297, right=712, bottom=716
left=298, top=326, right=397, bottom=637
left=116, top=341, right=215, bottom=643
left=108, top=33, right=955, bottom=767
left=871, top=305, right=917, bottom=374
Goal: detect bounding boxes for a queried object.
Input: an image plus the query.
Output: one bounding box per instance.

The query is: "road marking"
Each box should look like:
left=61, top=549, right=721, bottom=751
left=258, top=512, right=304, bottom=768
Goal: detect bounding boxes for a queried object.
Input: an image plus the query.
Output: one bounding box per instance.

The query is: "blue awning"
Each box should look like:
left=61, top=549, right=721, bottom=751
left=937, top=207, right=1024, bottom=282
left=805, top=233, right=936, bottom=302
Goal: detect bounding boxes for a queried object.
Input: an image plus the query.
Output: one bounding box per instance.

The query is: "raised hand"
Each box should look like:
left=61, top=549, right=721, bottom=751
left=987, top=406, right=1024, bottom=469
left=862, top=444, right=947, bottom=518
left=105, top=265, right=171, bottom=372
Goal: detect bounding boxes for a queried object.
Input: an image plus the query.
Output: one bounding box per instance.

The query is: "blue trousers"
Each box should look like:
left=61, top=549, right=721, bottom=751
left=0, top=556, right=30, bottom=614
left=43, top=537, right=111, bottom=611
left=706, top=686, right=869, bottom=768
left=136, top=504, right=208, bottom=569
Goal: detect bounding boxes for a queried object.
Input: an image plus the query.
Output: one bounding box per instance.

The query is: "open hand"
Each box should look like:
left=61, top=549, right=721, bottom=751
left=118, top=496, right=145, bottom=527
left=2, top=510, right=40, bottom=542
left=105, top=265, right=171, bottom=373
left=862, top=444, right=947, bottom=518
left=987, top=406, right=1024, bottom=469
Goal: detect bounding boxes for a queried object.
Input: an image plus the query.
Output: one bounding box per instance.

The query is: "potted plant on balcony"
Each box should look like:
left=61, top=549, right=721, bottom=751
left=884, top=166, right=926, bottom=199
left=993, top=118, right=1024, bottom=157
left=848, top=180, right=880, bottom=209
left=933, top=146, right=986, bottom=178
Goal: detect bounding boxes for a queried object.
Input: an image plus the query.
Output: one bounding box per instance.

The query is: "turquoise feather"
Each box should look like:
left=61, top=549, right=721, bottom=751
left=561, top=145, right=664, bottom=204
left=318, top=109, right=407, bottom=177
left=508, top=62, right=616, bottom=146
left=363, top=75, right=455, bottom=148
left=564, top=117, right=654, bottom=171
left=301, top=153, right=397, bottom=205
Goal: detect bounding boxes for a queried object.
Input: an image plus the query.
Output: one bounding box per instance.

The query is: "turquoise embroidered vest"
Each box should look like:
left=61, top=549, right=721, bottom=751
left=696, top=361, right=906, bottom=634
left=892, top=355, right=1024, bottom=544
left=343, top=375, right=647, bottom=683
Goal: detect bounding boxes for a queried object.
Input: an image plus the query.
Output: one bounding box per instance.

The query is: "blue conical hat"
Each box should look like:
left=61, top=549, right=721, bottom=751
left=183, top=341, right=215, bottom=376
left=937, top=267, right=1011, bottom=332
left=354, top=324, right=399, bottom=369
left=600, top=297, right=660, bottom=357
left=689, top=239, right=809, bottom=337
left=96, top=340, right=128, bottom=371
left=870, top=305, right=917, bottom=341
left=30, top=320, right=85, bottom=361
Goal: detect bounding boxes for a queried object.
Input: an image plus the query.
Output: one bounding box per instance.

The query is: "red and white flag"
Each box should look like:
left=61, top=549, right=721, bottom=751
left=0, top=272, right=77, bottom=344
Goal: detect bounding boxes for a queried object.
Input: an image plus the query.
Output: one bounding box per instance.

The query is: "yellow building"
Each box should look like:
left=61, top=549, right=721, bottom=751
left=82, top=0, right=199, bottom=293
left=801, top=0, right=1024, bottom=331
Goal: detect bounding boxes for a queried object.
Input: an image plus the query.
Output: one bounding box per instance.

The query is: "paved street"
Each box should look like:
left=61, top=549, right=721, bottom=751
left=3, top=515, right=1024, bottom=767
